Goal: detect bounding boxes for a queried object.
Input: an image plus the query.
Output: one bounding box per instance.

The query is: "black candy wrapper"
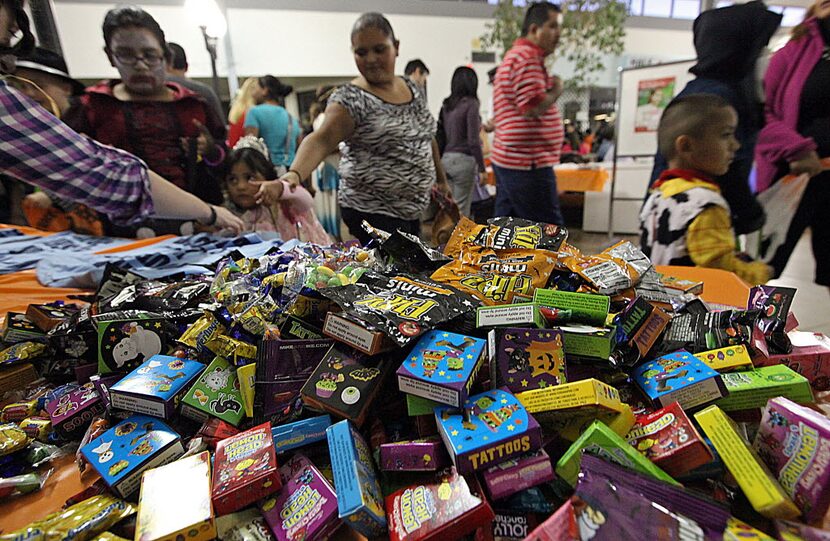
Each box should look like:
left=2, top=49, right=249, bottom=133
left=657, top=309, right=758, bottom=354
left=376, top=229, right=452, bottom=275
left=747, top=285, right=796, bottom=355
left=320, top=271, right=478, bottom=346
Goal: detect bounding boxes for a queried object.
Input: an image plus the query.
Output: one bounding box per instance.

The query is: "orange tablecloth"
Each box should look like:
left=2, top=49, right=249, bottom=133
left=485, top=166, right=609, bottom=192
left=656, top=265, right=750, bottom=308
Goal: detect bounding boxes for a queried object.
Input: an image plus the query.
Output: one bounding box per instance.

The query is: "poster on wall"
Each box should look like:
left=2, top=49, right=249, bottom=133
left=634, top=77, right=675, bottom=133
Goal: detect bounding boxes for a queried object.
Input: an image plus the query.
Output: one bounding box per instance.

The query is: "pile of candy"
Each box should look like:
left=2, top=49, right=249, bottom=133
left=1, top=216, right=830, bottom=541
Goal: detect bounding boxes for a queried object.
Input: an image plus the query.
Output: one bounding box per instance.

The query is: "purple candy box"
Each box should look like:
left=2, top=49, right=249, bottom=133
left=378, top=436, right=450, bottom=472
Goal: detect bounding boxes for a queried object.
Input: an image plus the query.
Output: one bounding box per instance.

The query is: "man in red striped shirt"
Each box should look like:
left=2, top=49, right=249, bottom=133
left=492, top=2, right=565, bottom=224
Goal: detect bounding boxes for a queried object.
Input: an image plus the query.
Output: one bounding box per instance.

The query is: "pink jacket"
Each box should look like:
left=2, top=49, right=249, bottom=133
left=239, top=180, right=331, bottom=245
left=755, top=18, right=823, bottom=192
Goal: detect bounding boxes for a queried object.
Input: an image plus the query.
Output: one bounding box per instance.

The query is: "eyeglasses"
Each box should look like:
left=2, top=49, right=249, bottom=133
left=111, top=50, right=165, bottom=67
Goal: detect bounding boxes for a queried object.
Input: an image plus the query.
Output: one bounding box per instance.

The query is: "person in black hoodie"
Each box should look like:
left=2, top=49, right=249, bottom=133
left=647, top=0, right=782, bottom=235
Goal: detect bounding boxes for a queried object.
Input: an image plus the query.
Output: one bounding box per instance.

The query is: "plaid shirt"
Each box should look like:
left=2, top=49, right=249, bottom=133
left=0, top=81, right=153, bottom=224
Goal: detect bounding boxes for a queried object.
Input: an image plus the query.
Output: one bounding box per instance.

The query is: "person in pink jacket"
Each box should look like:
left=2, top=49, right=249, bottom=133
left=755, top=0, right=830, bottom=287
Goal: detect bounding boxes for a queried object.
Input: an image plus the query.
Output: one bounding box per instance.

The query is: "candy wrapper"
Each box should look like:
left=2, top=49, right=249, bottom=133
left=431, top=248, right=556, bottom=306
left=444, top=216, right=568, bottom=256
left=0, top=494, right=135, bottom=541
left=97, top=279, right=210, bottom=313
left=659, top=310, right=756, bottom=355
left=559, top=241, right=648, bottom=295
left=371, top=226, right=453, bottom=274
left=0, top=469, right=51, bottom=499
left=0, top=341, right=46, bottom=366
left=748, top=285, right=797, bottom=355
left=0, top=423, right=29, bottom=456
left=321, top=272, right=476, bottom=346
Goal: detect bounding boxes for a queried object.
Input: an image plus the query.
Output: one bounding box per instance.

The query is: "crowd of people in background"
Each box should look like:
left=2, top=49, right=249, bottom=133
left=0, top=0, right=828, bottom=287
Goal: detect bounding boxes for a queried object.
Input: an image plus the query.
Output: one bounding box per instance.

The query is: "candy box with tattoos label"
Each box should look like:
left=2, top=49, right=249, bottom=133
left=434, top=388, right=542, bottom=474
left=488, top=328, right=566, bottom=395
left=109, top=355, right=205, bottom=420
left=80, top=414, right=184, bottom=498
left=386, top=467, right=494, bottom=541
left=46, top=381, right=106, bottom=439
left=633, top=350, right=727, bottom=410
left=212, top=422, right=281, bottom=516
left=259, top=454, right=340, bottom=541
left=136, top=451, right=216, bottom=541
left=326, top=419, right=387, bottom=537
left=753, top=397, right=830, bottom=523
left=397, top=330, right=486, bottom=408
left=181, top=356, right=245, bottom=427
left=625, top=401, right=713, bottom=477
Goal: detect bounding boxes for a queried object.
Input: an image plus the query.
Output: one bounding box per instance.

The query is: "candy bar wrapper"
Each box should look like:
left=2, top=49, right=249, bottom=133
left=695, top=405, right=800, bottom=519
left=748, top=285, right=797, bottom=355
left=559, top=251, right=637, bottom=295
left=322, top=312, right=395, bottom=356
left=212, top=422, right=281, bottom=516
left=755, top=332, right=830, bottom=392
left=633, top=350, right=727, bottom=410
left=556, top=420, right=678, bottom=487
left=532, top=289, right=609, bottom=326
left=524, top=499, right=580, bottom=541
left=45, top=381, right=105, bottom=439
left=80, top=414, right=184, bottom=498
left=216, top=509, right=275, bottom=541
left=109, top=355, right=205, bottom=420
left=694, top=344, right=754, bottom=373
left=259, top=454, right=340, bottom=541
left=386, top=466, right=494, bottom=541
left=254, top=337, right=333, bottom=424
left=272, top=415, right=331, bottom=454
left=136, top=451, right=216, bottom=541
left=18, top=417, right=52, bottom=442
left=431, top=248, right=555, bottom=306
left=378, top=228, right=454, bottom=274
left=775, top=519, right=830, bottom=541
left=482, top=449, right=555, bottom=501
left=326, top=419, right=387, bottom=537
left=715, top=364, right=813, bottom=411
left=2, top=495, right=136, bottom=541
left=397, top=330, right=486, bottom=408
left=0, top=341, right=46, bottom=367
left=379, top=437, right=450, bottom=472
left=625, top=401, right=713, bottom=477
left=488, top=328, right=566, bottom=395
left=573, top=454, right=732, bottom=541
left=660, top=310, right=754, bottom=354
left=435, top=388, right=543, bottom=474
left=754, top=397, right=830, bottom=523
left=181, top=356, right=245, bottom=427
left=321, top=271, right=476, bottom=346
left=444, top=216, right=568, bottom=255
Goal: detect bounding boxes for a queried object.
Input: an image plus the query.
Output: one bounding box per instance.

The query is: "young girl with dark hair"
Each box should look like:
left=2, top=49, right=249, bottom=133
left=226, top=136, right=330, bottom=244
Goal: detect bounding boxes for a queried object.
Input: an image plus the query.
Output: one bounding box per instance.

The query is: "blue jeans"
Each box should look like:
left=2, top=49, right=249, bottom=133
left=492, top=164, right=563, bottom=225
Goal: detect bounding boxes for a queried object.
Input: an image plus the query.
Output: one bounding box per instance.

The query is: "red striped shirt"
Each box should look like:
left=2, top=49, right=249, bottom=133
left=492, top=38, right=563, bottom=170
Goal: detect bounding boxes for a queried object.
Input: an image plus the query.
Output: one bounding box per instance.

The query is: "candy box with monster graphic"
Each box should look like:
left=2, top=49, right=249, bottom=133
left=97, top=316, right=175, bottom=374
left=326, top=419, right=387, bottom=537
left=109, top=355, right=205, bottom=419
left=434, top=388, right=543, bottom=474
left=258, top=454, right=341, bottom=541
left=300, top=343, right=389, bottom=427
left=136, top=451, right=216, bottom=541
left=488, top=328, right=566, bottom=394
left=212, top=422, right=282, bottom=516
left=633, top=350, right=727, bottom=410
left=753, top=397, right=830, bottom=523
left=386, top=467, right=494, bottom=541
left=379, top=436, right=451, bottom=472
left=625, top=401, right=713, bottom=477
left=46, top=381, right=106, bottom=439
left=80, top=413, right=184, bottom=498
left=181, top=356, right=245, bottom=426
left=397, top=330, right=486, bottom=408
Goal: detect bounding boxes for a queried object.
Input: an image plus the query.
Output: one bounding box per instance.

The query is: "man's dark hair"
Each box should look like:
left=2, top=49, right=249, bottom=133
left=351, top=12, right=397, bottom=43
left=657, top=93, right=732, bottom=161
left=167, top=42, right=187, bottom=71
left=103, top=5, right=169, bottom=60
left=521, top=2, right=561, bottom=36
left=404, top=59, right=429, bottom=76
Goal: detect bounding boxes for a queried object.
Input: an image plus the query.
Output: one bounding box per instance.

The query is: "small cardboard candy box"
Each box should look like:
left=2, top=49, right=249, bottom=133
left=754, top=331, right=830, bottom=391
left=633, top=350, right=727, bottom=410
left=323, top=312, right=395, bottom=356
left=109, top=355, right=205, bottom=420
left=271, top=415, right=331, bottom=454
left=25, top=302, right=78, bottom=332
left=1, top=312, right=45, bottom=343
left=397, top=330, right=486, bottom=408
left=625, top=401, right=713, bottom=477
left=80, top=414, right=184, bottom=498
left=386, top=467, right=494, bottom=541
left=435, top=388, right=543, bottom=474
left=212, top=422, right=282, bottom=516
left=326, top=419, right=387, bottom=538
left=97, top=316, right=174, bottom=374
left=259, top=454, right=341, bottom=541
left=476, top=303, right=545, bottom=329
left=379, top=437, right=451, bottom=472
left=481, top=449, right=555, bottom=501
left=516, top=378, right=626, bottom=418
left=488, top=328, right=566, bottom=395
left=136, top=451, right=216, bottom=541
left=46, top=381, right=106, bottom=439
left=753, top=397, right=830, bottom=523
left=714, top=364, right=813, bottom=411
left=181, top=356, right=245, bottom=427
left=532, top=289, right=610, bottom=326
left=693, top=344, right=754, bottom=373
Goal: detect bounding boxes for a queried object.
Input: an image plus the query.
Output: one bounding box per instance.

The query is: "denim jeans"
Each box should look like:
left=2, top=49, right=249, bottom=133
left=441, top=152, right=477, bottom=217
left=492, top=164, right=564, bottom=225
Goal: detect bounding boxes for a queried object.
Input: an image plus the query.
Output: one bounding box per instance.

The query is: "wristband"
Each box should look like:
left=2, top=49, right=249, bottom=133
left=200, top=204, right=217, bottom=226
left=287, top=169, right=303, bottom=182
left=203, top=145, right=226, bottom=167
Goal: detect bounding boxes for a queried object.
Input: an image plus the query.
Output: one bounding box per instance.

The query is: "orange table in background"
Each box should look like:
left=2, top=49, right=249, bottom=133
left=656, top=265, right=750, bottom=308
left=485, top=165, right=609, bottom=193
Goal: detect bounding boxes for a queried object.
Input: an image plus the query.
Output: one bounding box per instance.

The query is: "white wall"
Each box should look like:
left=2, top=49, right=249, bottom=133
left=52, top=3, right=698, bottom=115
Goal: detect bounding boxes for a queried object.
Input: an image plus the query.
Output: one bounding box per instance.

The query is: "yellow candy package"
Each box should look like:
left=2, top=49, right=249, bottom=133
left=0, top=494, right=135, bottom=541
left=444, top=216, right=568, bottom=257
left=0, top=424, right=29, bottom=456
